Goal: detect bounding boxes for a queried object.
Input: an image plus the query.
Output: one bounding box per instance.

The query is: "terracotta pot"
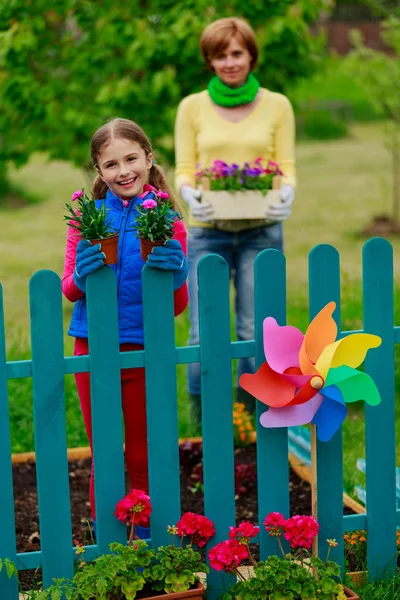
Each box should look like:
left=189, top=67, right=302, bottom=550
left=343, top=584, right=360, bottom=599
left=140, top=581, right=205, bottom=600
left=140, top=237, right=164, bottom=262
left=90, top=234, right=119, bottom=265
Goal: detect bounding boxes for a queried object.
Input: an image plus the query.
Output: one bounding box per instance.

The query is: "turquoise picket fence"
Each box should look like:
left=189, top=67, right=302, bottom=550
left=0, top=238, right=399, bottom=600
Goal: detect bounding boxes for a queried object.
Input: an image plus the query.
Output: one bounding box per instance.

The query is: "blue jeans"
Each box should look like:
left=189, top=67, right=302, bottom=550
left=187, top=223, right=284, bottom=396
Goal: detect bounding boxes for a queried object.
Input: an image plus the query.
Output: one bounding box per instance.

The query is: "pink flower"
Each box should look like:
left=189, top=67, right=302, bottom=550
left=142, top=199, right=157, bottom=210
left=282, top=515, right=319, bottom=550
left=72, top=190, right=83, bottom=201
left=114, top=489, right=152, bottom=527
left=229, top=521, right=259, bottom=542
left=264, top=512, right=286, bottom=529
left=264, top=512, right=286, bottom=537
left=176, top=512, right=216, bottom=547
left=208, top=539, right=248, bottom=572
left=157, top=190, right=169, bottom=199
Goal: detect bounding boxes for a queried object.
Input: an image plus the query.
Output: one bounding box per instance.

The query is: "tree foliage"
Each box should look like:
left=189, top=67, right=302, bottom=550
left=0, top=0, right=329, bottom=180
left=344, top=13, right=400, bottom=220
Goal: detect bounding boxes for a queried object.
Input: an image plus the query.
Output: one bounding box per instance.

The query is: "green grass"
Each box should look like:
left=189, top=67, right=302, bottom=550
left=344, top=571, right=400, bottom=599
left=2, top=122, right=400, bottom=502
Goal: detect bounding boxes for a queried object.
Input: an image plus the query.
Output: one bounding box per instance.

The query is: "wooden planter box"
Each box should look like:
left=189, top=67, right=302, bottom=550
left=201, top=189, right=280, bottom=220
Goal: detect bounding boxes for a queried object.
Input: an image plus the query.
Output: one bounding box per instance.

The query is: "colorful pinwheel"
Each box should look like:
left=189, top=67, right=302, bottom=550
left=239, top=302, right=381, bottom=442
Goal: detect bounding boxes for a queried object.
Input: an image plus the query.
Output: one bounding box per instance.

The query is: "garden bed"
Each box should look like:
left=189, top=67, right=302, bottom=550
left=13, top=443, right=357, bottom=590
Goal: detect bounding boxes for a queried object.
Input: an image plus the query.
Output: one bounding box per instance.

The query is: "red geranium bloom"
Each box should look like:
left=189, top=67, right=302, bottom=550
left=229, top=521, right=259, bottom=542
left=264, top=512, right=286, bottom=530
left=283, top=515, right=319, bottom=550
left=114, top=489, right=152, bottom=527
left=176, top=512, right=215, bottom=547
left=208, top=539, right=248, bottom=572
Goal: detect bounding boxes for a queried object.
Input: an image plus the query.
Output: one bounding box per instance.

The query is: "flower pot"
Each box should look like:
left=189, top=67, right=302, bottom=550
left=140, top=237, right=164, bottom=262
left=90, top=234, right=119, bottom=265
left=343, top=584, right=360, bottom=599
left=140, top=581, right=205, bottom=600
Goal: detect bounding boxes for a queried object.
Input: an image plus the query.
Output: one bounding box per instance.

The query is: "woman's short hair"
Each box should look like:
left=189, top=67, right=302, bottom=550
left=200, top=17, right=259, bottom=70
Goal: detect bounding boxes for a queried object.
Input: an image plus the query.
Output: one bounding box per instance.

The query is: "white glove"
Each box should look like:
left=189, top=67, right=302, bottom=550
left=181, top=185, right=214, bottom=222
left=266, top=185, right=295, bottom=222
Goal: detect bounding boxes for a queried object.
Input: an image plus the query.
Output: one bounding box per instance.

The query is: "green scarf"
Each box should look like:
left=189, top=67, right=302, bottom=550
left=208, top=73, right=260, bottom=107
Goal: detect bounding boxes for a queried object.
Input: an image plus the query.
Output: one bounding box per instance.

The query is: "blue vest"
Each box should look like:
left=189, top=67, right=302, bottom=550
left=68, top=189, right=151, bottom=345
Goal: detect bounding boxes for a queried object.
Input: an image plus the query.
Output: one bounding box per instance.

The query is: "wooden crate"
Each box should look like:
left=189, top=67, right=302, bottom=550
left=199, top=175, right=280, bottom=220
left=201, top=189, right=280, bottom=220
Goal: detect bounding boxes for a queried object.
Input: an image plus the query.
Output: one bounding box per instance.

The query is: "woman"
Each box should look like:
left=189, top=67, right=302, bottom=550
left=174, top=17, right=296, bottom=425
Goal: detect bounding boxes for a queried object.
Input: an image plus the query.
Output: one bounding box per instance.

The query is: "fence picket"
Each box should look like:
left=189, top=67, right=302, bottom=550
left=86, top=269, right=126, bottom=553
left=309, top=245, right=343, bottom=569
left=198, top=255, right=236, bottom=600
left=254, top=249, right=289, bottom=558
left=0, top=285, right=19, bottom=599
left=29, top=271, right=74, bottom=586
left=362, top=238, right=397, bottom=578
left=142, top=267, right=181, bottom=546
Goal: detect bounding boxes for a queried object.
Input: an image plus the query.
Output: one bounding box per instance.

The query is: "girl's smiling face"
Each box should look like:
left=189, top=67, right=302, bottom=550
left=97, top=137, right=152, bottom=199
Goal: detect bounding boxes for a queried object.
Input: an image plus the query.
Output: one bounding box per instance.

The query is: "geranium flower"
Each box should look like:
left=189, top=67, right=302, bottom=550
left=264, top=512, right=286, bottom=530
left=176, top=512, right=216, bottom=547
left=229, top=521, right=259, bottom=542
left=208, top=539, right=248, bottom=572
left=114, top=488, right=152, bottom=527
left=283, top=515, right=319, bottom=550
left=239, top=302, right=381, bottom=442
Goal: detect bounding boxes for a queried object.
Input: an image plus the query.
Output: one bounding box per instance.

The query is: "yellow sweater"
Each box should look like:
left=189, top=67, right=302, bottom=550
left=174, top=88, right=296, bottom=229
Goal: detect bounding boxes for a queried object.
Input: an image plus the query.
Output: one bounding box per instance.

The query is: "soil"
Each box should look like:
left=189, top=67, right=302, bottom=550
left=361, top=214, right=400, bottom=236
left=13, top=443, right=355, bottom=591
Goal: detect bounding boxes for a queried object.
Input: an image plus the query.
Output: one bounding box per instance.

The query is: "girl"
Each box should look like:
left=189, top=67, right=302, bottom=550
left=62, top=118, right=188, bottom=537
left=174, top=17, right=296, bottom=424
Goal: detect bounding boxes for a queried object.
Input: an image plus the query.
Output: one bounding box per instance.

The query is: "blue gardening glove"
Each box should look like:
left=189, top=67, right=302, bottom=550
left=146, top=239, right=188, bottom=291
left=74, top=239, right=106, bottom=292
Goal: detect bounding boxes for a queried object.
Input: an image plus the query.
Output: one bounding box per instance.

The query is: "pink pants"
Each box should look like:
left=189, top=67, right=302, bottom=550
left=74, top=337, right=148, bottom=520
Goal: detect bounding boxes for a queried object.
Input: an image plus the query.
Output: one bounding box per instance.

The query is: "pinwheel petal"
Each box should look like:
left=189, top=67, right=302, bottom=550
left=239, top=361, right=297, bottom=408
left=315, top=333, right=381, bottom=379
left=325, top=365, right=381, bottom=407
left=263, top=317, right=304, bottom=373
left=260, top=394, right=323, bottom=428
left=299, top=301, right=337, bottom=375
left=312, top=384, right=347, bottom=442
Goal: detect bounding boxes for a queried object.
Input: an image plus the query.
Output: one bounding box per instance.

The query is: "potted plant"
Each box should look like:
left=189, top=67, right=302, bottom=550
left=196, top=159, right=282, bottom=221
left=64, top=188, right=119, bottom=264
left=208, top=513, right=360, bottom=600
left=133, top=184, right=182, bottom=261
left=23, top=489, right=214, bottom=599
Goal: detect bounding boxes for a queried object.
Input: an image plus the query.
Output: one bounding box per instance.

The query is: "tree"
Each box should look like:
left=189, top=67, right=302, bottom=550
left=0, top=0, right=329, bottom=197
left=344, top=10, right=400, bottom=224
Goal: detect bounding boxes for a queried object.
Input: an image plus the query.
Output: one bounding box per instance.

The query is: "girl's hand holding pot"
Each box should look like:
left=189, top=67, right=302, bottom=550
left=266, top=185, right=295, bottom=223
left=181, top=185, right=214, bottom=222
left=74, top=239, right=106, bottom=292
left=146, top=239, right=188, bottom=290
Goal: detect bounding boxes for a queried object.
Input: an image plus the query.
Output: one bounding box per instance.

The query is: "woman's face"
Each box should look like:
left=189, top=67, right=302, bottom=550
left=209, top=36, right=252, bottom=88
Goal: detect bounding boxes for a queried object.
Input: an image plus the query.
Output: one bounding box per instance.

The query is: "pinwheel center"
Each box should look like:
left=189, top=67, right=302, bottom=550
left=310, top=375, right=324, bottom=390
